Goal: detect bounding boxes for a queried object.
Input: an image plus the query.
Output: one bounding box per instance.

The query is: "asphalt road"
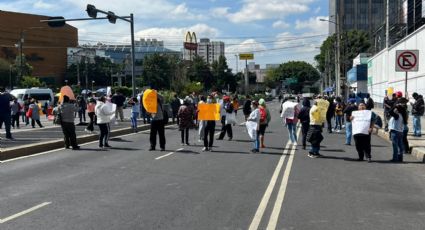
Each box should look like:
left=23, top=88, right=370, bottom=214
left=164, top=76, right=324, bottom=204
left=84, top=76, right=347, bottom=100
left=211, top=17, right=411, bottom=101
left=1, top=101, right=425, bottom=230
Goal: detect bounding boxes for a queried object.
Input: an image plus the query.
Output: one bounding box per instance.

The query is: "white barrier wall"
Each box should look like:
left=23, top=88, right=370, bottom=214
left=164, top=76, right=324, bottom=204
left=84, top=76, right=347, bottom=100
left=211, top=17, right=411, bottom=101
left=368, top=25, right=425, bottom=103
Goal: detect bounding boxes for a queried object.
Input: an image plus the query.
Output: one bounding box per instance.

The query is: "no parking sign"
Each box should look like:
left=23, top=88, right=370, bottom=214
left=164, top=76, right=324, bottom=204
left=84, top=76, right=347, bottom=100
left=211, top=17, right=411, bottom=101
left=396, top=50, right=419, bottom=72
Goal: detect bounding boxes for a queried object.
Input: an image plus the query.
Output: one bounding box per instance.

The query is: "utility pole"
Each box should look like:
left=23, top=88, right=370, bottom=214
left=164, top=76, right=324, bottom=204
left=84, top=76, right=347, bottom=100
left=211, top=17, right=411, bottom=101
left=245, top=59, right=249, bottom=94
left=335, top=13, right=341, bottom=97
left=385, top=0, right=389, bottom=48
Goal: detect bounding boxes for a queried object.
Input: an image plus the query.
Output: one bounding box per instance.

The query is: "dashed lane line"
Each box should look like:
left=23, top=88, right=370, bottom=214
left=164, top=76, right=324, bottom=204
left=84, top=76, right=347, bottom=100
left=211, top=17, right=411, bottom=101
left=0, top=202, right=51, bottom=224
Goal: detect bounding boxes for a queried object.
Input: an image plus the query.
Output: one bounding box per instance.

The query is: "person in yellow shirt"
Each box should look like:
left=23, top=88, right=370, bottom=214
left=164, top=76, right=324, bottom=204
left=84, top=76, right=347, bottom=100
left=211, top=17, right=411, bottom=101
left=307, top=97, right=328, bottom=158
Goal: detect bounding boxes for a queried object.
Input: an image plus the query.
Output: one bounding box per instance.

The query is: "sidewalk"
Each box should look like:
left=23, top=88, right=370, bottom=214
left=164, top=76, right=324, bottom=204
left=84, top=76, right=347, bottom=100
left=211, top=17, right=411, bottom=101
left=373, top=106, right=425, bottom=162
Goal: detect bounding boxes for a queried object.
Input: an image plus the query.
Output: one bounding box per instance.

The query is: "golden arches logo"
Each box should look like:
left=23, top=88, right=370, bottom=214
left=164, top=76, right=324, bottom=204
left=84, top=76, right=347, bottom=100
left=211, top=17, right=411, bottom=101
left=185, top=31, right=197, bottom=43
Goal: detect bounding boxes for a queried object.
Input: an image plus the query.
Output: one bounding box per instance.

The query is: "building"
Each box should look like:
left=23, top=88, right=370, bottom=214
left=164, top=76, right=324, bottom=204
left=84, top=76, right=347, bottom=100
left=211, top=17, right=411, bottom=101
left=0, top=10, right=78, bottom=85
left=246, top=62, right=279, bottom=83
left=196, top=38, right=225, bottom=65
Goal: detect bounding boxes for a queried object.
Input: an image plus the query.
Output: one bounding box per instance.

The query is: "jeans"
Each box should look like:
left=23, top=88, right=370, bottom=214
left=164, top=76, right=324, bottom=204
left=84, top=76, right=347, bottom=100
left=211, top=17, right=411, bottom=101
left=413, top=115, right=422, bottom=136
left=287, top=122, right=297, bottom=143
left=345, top=122, right=352, bottom=144
left=98, top=123, right=110, bottom=147
left=335, top=115, right=343, bottom=130
left=254, top=132, right=260, bottom=150
left=311, top=145, right=320, bottom=154
left=131, top=112, right=139, bottom=129
left=390, top=131, right=404, bottom=161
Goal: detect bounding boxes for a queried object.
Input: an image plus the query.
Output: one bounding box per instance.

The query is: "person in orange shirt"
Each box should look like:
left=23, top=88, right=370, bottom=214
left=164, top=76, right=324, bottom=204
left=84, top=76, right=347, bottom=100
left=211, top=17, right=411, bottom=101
left=232, top=96, right=239, bottom=117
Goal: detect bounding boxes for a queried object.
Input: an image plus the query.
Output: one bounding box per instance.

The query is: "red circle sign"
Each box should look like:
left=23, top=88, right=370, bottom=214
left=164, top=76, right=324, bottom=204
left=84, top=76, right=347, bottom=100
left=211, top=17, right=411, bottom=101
left=397, top=51, right=417, bottom=70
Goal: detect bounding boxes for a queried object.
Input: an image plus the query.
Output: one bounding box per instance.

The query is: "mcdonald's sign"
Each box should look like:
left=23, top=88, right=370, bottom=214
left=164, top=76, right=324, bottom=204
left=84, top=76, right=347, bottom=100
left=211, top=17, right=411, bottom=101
left=184, top=31, right=198, bottom=50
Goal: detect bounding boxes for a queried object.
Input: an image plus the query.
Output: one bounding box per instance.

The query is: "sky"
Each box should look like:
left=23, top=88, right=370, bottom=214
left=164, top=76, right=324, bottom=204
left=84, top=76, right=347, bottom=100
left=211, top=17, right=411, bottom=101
left=0, top=0, right=330, bottom=71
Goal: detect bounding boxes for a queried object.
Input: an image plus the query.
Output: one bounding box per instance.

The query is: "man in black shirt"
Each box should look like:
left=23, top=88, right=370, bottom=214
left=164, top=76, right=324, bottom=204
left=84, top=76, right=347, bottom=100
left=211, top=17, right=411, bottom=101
left=0, top=88, right=14, bottom=139
left=111, top=91, right=126, bottom=122
left=242, top=95, right=252, bottom=121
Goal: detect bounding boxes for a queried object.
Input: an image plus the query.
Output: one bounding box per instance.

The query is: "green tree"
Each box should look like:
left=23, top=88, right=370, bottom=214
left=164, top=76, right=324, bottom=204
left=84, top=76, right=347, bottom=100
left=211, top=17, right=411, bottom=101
left=186, top=55, right=213, bottom=92
left=315, top=30, right=371, bottom=84
left=0, top=58, right=13, bottom=88
left=20, top=76, right=42, bottom=88
left=12, top=54, right=33, bottom=84
left=141, top=53, right=173, bottom=89
left=273, top=61, right=320, bottom=93
left=211, top=55, right=236, bottom=92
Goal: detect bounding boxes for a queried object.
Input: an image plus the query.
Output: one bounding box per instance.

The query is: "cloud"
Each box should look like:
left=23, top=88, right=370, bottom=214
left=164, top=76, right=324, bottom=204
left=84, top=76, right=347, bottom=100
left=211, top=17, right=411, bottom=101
left=295, top=16, right=329, bottom=33
left=215, top=0, right=315, bottom=23
left=33, top=0, right=55, bottom=10
left=272, top=20, right=290, bottom=29
left=314, top=7, right=321, bottom=14
left=226, top=39, right=267, bottom=54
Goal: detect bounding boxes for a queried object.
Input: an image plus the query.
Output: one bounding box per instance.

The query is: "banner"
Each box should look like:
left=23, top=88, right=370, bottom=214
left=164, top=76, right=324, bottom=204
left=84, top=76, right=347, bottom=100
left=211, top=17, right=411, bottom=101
left=246, top=121, right=258, bottom=140
left=198, top=103, right=220, bottom=121
left=280, top=101, right=299, bottom=119
left=316, top=99, right=329, bottom=121
left=143, top=89, right=158, bottom=113
left=59, top=86, right=75, bottom=103
left=352, top=110, right=372, bottom=135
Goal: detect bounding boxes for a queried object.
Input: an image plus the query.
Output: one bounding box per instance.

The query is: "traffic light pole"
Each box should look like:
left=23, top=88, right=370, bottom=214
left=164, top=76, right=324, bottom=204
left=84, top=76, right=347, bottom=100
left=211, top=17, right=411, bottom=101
left=130, top=14, right=136, bottom=97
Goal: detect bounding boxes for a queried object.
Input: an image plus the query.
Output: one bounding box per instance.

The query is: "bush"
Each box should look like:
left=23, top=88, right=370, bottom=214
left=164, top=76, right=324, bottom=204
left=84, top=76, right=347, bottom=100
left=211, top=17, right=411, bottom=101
left=20, top=76, right=41, bottom=88
left=112, top=86, right=132, bottom=97
left=182, top=82, right=203, bottom=97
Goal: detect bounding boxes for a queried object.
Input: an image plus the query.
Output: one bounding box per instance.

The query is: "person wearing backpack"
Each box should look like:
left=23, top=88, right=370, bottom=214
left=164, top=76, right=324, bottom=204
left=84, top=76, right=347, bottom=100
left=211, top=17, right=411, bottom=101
left=258, top=99, right=271, bottom=148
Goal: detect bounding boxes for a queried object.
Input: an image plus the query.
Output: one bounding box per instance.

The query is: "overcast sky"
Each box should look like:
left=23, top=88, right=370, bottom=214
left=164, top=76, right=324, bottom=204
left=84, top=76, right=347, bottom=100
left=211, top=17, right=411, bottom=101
left=0, top=0, right=330, bottom=71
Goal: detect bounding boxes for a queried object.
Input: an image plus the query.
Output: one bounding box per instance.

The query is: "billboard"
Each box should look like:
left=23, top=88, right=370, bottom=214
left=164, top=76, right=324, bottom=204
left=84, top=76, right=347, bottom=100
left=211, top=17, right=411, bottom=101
left=239, top=53, right=254, bottom=60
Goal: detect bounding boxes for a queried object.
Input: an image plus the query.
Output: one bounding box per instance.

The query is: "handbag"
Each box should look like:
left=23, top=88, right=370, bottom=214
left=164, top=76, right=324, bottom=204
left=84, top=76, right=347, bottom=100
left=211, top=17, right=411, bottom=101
left=225, top=112, right=236, bottom=125
left=26, top=108, right=33, bottom=118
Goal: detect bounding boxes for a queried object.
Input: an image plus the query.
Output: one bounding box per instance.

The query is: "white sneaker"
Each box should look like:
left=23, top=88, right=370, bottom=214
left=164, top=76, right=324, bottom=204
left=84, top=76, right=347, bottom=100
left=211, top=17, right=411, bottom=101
left=202, top=147, right=208, bottom=151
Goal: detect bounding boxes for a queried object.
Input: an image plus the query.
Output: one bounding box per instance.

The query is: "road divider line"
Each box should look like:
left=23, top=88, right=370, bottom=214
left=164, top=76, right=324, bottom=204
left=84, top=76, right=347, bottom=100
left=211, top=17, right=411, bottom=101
left=248, top=140, right=291, bottom=230
left=266, top=128, right=301, bottom=230
left=155, top=148, right=184, bottom=160
left=0, top=202, right=51, bottom=224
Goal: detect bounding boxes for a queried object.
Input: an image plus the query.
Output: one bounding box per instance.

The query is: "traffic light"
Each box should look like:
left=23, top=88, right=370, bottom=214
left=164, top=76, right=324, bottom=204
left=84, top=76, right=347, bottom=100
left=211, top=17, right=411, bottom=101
left=47, top=16, right=65, bottom=27
left=86, top=4, right=98, bottom=18
left=107, top=11, right=117, bottom=24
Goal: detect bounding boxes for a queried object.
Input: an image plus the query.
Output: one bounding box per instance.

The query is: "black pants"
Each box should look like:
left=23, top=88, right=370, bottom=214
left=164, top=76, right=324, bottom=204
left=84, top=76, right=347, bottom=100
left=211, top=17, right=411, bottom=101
left=79, top=109, right=86, bottom=123
left=181, top=128, right=189, bottom=144
left=11, top=113, right=20, bottom=128
left=354, top=134, right=371, bottom=160
left=218, top=116, right=232, bottom=139
left=31, top=119, right=43, bottom=128
left=86, top=112, right=95, bottom=131
left=150, top=120, right=166, bottom=149
left=98, top=123, right=110, bottom=147
left=204, top=121, right=216, bottom=148
left=301, top=122, right=310, bottom=148
left=326, top=116, right=333, bottom=132
left=61, top=122, right=78, bottom=148
left=403, top=128, right=410, bottom=153
left=0, top=114, right=12, bottom=138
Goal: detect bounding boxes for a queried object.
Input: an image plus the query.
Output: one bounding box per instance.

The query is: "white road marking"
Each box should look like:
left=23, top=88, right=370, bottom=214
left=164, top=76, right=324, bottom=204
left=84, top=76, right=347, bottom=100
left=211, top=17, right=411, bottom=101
left=248, top=140, right=291, bottom=230
left=155, top=148, right=184, bottom=160
left=266, top=128, right=301, bottom=230
left=0, top=202, right=51, bottom=224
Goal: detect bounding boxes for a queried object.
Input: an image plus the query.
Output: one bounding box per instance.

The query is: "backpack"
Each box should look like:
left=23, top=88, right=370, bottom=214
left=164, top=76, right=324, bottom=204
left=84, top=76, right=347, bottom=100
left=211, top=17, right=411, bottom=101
left=259, top=107, right=267, bottom=123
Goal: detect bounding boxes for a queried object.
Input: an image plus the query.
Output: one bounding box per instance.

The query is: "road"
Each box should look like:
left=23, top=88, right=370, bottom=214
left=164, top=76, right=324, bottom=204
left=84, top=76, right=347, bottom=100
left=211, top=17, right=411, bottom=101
left=1, top=101, right=425, bottom=230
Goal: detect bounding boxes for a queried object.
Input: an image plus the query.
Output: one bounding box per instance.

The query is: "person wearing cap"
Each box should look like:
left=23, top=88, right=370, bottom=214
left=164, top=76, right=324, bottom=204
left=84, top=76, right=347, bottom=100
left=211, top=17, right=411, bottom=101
left=217, top=96, right=234, bottom=140
left=411, top=92, right=424, bottom=137
left=395, top=91, right=410, bottom=153
left=258, top=98, right=271, bottom=148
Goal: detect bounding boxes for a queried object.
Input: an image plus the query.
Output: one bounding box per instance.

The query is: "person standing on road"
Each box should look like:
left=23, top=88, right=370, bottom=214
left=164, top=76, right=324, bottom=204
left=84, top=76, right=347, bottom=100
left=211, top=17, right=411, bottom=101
left=148, top=93, right=166, bottom=151
left=351, top=103, right=376, bottom=162
left=95, top=96, right=115, bottom=149
left=85, top=97, right=96, bottom=133
left=178, top=97, right=195, bottom=146
left=77, top=96, right=87, bottom=124
left=411, top=92, right=424, bottom=137
left=243, top=95, right=252, bottom=121
left=171, top=94, right=181, bottom=124
left=198, top=96, right=206, bottom=142
left=203, top=95, right=216, bottom=152
left=326, top=96, right=335, bottom=133
left=258, top=98, right=271, bottom=148
left=281, top=99, right=300, bottom=145
left=218, top=96, right=234, bottom=141
left=383, top=94, right=396, bottom=132
left=307, top=99, right=325, bottom=158
left=343, top=99, right=357, bottom=145
left=247, top=100, right=260, bottom=153
left=388, top=104, right=405, bottom=162
left=129, top=97, right=140, bottom=133
left=395, top=91, right=410, bottom=153
left=297, top=98, right=311, bottom=150
left=29, top=99, right=43, bottom=128
left=334, top=98, right=344, bottom=132
left=0, top=88, right=13, bottom=139
left=58, top=95, right=80, bottom=150
left=111, top=91, right=126, bottom=122
left=232, top=96, right=239, bottom=117
left=365, top=93, right=375, bottom=110
left=23, top=96, right=31, bottom=126
left=11, top=98, right=22, bottom=129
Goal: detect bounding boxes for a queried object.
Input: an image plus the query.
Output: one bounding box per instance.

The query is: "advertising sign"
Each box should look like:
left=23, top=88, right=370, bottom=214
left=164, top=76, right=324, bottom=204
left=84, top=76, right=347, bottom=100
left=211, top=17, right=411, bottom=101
left=239, top=53, right=254, bottom=60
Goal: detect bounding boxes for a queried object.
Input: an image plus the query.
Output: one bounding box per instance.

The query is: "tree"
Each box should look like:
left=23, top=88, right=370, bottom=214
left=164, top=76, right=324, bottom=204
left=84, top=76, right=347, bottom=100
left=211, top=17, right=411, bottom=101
left=141, top=53, right=173, bottom=89
left=20, top=76, right=42, bottom=88
left=12, top=54, right=33, bottom=84
left=271, top=61, right=320, bottom=93
left=211, top=55, right=236, bottom=92
left=315, top=30, right=371, bottom=85
left=186, top=55, right=213, bottom=92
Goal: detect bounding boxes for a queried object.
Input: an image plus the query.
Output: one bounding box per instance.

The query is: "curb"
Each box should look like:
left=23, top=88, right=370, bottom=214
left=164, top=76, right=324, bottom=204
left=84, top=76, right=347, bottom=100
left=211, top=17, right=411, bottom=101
left=0, top=123, right=155, bottom=161
left=376, top=128, right=425, bottom=162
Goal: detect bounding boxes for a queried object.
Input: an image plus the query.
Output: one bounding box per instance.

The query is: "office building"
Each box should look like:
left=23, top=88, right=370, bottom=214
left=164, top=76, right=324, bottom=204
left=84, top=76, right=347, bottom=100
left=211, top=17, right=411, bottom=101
left=0, top=10, right=78, bottom=85
left=197, top=38, right=225, bottom=65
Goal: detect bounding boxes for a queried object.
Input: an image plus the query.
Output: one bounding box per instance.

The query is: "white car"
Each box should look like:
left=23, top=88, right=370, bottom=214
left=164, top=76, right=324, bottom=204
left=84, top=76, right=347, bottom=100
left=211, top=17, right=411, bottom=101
left=10, top=88, right=54, bottom=106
